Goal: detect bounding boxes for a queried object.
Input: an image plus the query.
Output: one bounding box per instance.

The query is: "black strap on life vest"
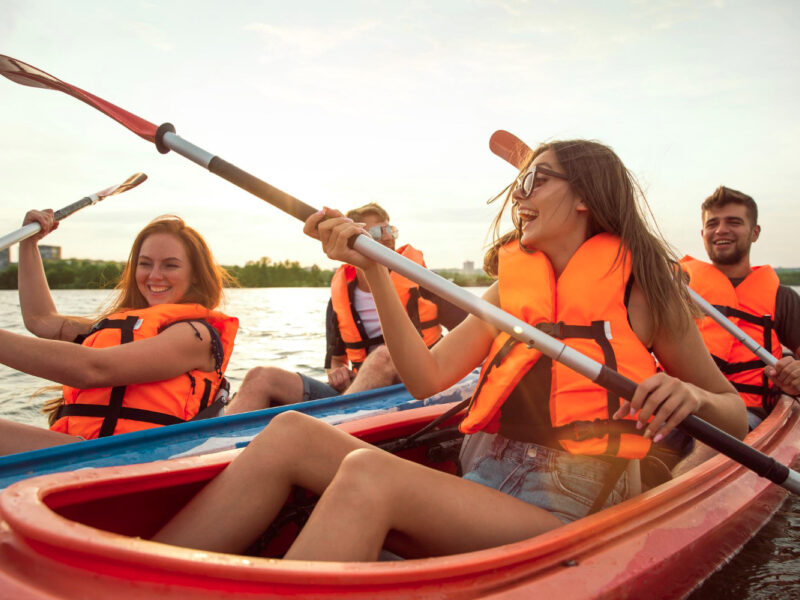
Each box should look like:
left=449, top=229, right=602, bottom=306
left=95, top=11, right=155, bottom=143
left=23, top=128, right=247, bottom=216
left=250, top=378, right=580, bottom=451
left=536, top=319, right=623, bottom=455
left=710, top=304, right=776, bottom=410
left=405, top=288, right=440, bottom=333
left=57, top=314, right=206, bottom=436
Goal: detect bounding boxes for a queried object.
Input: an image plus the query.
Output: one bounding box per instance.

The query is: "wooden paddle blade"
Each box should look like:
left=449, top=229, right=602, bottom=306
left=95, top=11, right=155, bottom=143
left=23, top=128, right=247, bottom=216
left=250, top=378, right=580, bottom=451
left=489, top=130, right=532, bottom=169
left=0, top=54, right=159, bottom=143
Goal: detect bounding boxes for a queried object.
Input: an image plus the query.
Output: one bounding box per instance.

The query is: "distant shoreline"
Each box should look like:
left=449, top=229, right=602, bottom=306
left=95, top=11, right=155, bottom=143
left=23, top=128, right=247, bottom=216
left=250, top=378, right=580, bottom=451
left=0, top=259, right=496, bottom=290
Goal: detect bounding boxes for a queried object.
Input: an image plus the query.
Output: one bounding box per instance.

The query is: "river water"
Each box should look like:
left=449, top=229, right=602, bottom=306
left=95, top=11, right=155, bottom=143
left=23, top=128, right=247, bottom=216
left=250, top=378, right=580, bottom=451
left=0, top=287, right=796, bottom=598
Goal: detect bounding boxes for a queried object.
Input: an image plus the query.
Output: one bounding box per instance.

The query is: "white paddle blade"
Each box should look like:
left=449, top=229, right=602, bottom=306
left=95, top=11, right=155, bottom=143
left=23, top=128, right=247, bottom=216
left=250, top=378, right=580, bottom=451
left=96, top=172, right=148, bottom=201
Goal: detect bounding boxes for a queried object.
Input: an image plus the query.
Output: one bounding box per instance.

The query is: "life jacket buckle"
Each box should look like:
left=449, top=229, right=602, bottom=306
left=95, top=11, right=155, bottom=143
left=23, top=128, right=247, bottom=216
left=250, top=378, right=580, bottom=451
left=571, top=420, right=605, bottom=441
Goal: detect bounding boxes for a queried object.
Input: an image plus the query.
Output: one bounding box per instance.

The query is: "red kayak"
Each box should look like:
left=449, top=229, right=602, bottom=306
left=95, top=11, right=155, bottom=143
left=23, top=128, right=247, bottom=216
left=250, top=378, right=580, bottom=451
left=0, top=397, right=798, bottom=599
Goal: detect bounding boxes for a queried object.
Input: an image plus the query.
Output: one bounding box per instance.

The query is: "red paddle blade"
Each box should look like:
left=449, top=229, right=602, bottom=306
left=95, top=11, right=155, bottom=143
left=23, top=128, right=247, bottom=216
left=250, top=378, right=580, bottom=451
left=489, top=130, right=533, bottom=170
left=0, top=55, right=158, bottom=143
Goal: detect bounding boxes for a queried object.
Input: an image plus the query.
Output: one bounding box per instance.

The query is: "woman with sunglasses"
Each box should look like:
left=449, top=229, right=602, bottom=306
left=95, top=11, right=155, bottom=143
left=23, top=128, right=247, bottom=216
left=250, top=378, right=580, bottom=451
left=225, top=202, right=466, bottom=414
left=154, top=136, right=746, bottom=561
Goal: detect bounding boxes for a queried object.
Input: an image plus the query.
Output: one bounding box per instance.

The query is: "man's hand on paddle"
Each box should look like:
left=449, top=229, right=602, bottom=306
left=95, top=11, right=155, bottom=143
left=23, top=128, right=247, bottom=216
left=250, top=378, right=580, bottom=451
left=766, top=356, right=800, bottom=397
left=303, top=207, right=376, bottom=271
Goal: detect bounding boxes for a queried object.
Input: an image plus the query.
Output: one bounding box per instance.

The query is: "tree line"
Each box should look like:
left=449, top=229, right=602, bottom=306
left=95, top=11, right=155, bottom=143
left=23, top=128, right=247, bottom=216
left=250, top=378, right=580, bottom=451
left=0, top=259, right=794, bottom=290
left=0, top=258, right=336, bottom=289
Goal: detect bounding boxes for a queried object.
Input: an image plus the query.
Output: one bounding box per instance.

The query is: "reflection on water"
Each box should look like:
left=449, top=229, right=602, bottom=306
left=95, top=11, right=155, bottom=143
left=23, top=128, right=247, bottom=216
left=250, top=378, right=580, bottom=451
left=0, top=286, right=797, bottom=598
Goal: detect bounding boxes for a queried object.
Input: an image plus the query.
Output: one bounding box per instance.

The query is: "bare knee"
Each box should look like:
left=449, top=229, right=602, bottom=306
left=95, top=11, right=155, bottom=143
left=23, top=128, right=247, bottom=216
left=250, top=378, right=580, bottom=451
left=328, top=448, right=394, bottom=504
left=241, top=366, right=286, bottom=391
left=364, top=346, right=394, bottom=373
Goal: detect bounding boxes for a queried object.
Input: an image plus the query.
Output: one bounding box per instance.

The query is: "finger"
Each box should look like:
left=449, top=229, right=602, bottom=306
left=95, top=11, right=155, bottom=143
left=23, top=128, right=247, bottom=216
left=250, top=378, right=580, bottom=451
left=629, top=373, right=663, bottom=419
left=303, top=207, right=330, bottom=240
left=651, top=400, right=695, bottom=443
left=612, top=400, right=631, bottom=420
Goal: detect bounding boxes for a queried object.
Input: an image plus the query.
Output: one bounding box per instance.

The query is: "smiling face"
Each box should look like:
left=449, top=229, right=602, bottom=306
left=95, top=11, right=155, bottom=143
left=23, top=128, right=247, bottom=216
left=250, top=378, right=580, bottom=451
left=513, top=150, right=587, bottom=252
left=135, top=232, right=193, bottom=306
left=702, top=203, right=760, bottom=267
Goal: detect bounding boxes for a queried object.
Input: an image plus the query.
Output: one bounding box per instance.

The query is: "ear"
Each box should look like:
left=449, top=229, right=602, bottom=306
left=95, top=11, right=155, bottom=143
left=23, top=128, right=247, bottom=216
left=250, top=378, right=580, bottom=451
left=751, top=224, right=761, bottom=242
left=575, top=198, right=589, bottom=213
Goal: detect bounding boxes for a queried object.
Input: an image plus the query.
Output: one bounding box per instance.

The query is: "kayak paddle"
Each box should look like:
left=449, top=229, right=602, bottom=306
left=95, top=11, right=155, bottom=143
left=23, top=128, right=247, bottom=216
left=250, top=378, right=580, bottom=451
left=0, top=173, right=147, bottom=252
left=2, top=54, right=798, bottom=495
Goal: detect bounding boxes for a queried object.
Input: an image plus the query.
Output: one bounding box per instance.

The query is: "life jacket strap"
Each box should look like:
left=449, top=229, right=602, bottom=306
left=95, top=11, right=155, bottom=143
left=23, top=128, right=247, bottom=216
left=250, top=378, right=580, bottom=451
left=94, top=315, right=140, bottom=437
left=536, top=320, right=622, bottom=454
left=55, top=403, right=186, bottom=427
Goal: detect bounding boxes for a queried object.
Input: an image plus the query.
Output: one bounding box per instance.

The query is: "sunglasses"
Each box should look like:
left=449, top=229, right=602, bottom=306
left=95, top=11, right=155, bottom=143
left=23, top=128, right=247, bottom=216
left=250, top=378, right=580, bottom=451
left=367, top=224, right=398, bottom=240
left=515, top=165, right=569, bottom=198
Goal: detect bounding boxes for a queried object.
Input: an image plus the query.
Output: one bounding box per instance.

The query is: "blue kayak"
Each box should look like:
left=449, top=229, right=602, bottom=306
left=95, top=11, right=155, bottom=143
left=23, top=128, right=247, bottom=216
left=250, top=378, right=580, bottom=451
left=0, top=371, right=478, bottom=490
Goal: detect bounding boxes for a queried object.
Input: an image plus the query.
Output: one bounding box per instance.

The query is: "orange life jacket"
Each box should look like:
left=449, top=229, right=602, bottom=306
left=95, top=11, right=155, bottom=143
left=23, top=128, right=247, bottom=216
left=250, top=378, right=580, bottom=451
left=462, top=233, right=657, bottom=459
left=680, top=256, right=782, bottom=409
left=330, top=244, right=442, bottom=371
left=51, top=303, right=238, bottom=439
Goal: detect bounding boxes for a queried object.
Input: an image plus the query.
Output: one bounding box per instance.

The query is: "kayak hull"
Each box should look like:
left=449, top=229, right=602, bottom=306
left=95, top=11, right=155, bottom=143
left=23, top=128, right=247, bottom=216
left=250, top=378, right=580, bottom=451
left=0, top=398, right=798, bottom=599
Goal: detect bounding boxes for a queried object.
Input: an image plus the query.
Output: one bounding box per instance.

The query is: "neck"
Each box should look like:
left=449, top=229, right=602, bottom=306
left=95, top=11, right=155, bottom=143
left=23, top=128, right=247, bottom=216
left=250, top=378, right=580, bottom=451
left=542, top=235, right=589, bottom=279
left=712, top=257, right=752, bottom=279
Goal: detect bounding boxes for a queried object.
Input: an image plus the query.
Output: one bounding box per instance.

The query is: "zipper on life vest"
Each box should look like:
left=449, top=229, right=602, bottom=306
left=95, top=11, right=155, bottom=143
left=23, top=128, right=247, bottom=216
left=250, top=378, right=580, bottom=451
left=186, top=372, right=196, bottom=394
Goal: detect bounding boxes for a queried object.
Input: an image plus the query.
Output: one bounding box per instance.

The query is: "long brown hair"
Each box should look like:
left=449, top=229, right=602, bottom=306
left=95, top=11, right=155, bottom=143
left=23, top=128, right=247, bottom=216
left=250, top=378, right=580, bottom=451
left=101, top=215, right=235, bottom=316
left=43, top=215, right=236, bottom=426
left=484, top=139, right=694, bottom=335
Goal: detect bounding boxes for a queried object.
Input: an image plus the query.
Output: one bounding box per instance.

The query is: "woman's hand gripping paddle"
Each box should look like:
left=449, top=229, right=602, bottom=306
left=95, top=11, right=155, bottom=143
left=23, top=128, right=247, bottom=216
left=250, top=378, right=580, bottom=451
left=0, top=173, right=147, bottom=252
left=3, top=55, right=798, bottom=495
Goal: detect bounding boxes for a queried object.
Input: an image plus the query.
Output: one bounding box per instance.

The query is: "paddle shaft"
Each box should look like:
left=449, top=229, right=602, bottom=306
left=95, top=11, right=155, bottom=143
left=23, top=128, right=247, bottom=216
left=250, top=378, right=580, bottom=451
left=0, top=195, right=98, bottom=252
left=688, top=288, right=778, bottom=367
left=151, top=126, right=800, bottom=495
left=5, top=50, right=796, bottom=494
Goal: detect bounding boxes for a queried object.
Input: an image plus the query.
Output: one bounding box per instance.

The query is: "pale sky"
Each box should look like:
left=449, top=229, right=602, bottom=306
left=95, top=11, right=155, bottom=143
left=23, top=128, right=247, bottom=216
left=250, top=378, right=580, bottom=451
left=1, top=0, right=798, bottom=272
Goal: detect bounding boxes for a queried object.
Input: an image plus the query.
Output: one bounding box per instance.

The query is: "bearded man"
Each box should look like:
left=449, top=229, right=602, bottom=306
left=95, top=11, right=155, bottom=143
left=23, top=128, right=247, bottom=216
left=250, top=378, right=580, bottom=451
left=681, top=186, right=800, bottom=428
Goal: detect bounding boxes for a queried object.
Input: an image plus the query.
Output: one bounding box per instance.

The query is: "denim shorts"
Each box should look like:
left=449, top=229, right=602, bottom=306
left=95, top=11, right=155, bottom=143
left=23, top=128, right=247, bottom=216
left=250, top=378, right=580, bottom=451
left=462, top=435, right=630, bottom=524
left=297, top=373, right=340, bottom=402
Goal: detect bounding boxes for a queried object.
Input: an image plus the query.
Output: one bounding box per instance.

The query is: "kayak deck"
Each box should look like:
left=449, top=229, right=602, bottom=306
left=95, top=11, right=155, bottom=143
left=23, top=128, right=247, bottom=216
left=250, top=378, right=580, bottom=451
left=0, top=398, right=798, bottom=599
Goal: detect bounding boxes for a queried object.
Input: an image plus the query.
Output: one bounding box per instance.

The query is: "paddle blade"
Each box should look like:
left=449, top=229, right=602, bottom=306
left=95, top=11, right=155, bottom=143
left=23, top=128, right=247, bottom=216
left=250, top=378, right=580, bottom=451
left=489, top=130, right=532, bottom=170
left=97, top=172, right=148, bottom=199
left=0, top=55, right=159, bottom=143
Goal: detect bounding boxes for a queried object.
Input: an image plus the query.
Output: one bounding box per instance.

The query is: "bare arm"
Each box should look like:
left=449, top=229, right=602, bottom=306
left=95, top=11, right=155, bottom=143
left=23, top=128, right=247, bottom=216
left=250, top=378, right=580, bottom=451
left=305, top=208, right=495, bottom=398
left=17, top=210, right=93, bottom=341
left=0, top=322, right=215, bottom=390
left=615, top=282, right=748, bottom=441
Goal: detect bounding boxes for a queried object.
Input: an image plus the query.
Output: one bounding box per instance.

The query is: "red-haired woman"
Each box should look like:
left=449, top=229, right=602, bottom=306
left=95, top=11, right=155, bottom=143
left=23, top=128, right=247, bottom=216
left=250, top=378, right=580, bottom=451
left=0, top=212, right=238, bottom=455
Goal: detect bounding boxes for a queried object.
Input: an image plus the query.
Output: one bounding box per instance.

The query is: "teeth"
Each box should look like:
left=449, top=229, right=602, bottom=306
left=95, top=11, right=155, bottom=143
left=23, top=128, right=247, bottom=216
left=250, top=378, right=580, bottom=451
left=518, top=208, right=539, bottom=221
left=149, top=286, right=169, bottom=293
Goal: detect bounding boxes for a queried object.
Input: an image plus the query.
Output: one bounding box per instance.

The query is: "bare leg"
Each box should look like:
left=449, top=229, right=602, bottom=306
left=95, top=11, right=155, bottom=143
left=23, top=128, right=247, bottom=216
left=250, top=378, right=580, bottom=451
left=0, top=419, right=80, bottom=457
left=225, top=366, right=305, bottom=414
left=152, top=411, right=374, bottom=553
left=285, top=447, right=564, bottom=562
left=345, top=346, right=399, bottom=394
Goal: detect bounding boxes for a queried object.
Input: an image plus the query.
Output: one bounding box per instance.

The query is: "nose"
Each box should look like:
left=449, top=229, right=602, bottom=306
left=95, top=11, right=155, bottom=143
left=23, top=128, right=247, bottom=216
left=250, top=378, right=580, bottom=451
left=511, top=187, right=526, bottom=203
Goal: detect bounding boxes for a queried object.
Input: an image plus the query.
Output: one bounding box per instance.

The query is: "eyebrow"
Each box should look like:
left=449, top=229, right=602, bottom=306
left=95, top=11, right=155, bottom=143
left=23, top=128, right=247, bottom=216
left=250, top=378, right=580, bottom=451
left=138, top=254, right=184, bottom=262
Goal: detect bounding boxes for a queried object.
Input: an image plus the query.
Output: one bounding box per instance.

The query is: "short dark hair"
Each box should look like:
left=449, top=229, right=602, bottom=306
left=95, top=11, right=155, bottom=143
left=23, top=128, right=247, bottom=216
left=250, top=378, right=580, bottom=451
left=701, top=186, right=758, bottom=226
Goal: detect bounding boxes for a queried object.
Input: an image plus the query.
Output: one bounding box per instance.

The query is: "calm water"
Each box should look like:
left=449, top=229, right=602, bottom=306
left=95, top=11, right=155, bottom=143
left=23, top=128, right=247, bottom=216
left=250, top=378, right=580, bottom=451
left=0, top=287, right=797, bottom=598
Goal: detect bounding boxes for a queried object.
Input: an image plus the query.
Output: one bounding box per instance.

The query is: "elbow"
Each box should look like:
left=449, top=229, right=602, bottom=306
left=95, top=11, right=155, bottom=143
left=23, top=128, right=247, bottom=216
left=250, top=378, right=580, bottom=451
left=69, top=359, right=112, bottom=390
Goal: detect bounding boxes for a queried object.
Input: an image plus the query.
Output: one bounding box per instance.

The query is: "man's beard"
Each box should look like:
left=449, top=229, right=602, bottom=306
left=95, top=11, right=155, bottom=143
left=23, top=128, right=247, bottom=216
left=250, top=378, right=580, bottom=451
left=709, top=240, right=750, bottom=265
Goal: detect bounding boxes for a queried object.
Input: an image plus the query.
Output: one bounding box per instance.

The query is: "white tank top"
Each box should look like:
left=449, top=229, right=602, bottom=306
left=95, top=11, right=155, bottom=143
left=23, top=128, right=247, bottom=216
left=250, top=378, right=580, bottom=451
left=353, top=287, right=382, bottom=345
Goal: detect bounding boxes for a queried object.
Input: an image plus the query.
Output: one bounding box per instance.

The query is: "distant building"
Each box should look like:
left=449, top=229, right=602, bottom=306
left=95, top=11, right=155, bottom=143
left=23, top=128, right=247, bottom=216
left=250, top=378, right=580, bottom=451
left=0, top=248, right=8, bottom=270
left=462, top=261, right=475, bottom=274
left=38, top=245, right=61, bottom=260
